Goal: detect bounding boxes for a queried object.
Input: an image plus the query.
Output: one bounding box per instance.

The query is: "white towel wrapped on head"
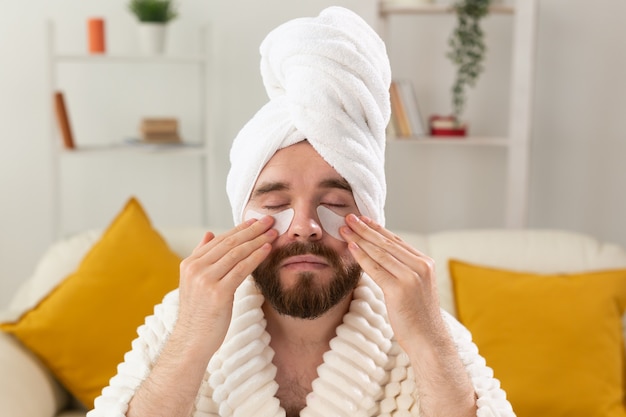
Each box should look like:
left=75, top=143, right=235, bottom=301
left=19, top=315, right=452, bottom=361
left=226, top=6, right=391, bottom=226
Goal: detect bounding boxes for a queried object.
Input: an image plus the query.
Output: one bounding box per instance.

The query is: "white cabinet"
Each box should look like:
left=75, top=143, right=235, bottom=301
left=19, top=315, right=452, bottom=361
left=377, top=1, right=537, bottom=230
left=46, top=22, right=213, bottom=237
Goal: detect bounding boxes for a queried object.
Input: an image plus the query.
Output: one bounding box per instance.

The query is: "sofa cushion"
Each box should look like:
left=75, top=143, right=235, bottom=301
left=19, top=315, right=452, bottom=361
left=449, top=259, right=626, bottom=417
left=0, top=197, right=181, bottom=410
left=3, top=230, right=102, bottom=322
left=429, top=229, right=626, bottom=315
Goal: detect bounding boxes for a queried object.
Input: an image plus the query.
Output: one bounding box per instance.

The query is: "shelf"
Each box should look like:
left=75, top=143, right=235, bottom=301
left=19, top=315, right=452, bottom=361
left=58, top=143, right=207, bottom=157
left=379, top=2, right=514, bottom=16
left=379, top=0, right=538, bottom=229
left=53, top=54, right=207, bottom=64
left=388, top=136, right=509, bottom=146
left=48, top=20, right=213, bottom=238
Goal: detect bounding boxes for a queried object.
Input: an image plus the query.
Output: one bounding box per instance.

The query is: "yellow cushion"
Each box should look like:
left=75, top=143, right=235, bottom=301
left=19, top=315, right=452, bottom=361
left=1, top=197, right=181, bottom=409
left=449, top=259, right=626, bottom=417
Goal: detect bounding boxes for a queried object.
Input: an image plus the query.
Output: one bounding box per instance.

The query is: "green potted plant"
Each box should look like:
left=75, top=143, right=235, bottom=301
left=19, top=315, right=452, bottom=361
left=128, top=0, right=178, bottom=55
left=431, top=0, right=490, bottom=136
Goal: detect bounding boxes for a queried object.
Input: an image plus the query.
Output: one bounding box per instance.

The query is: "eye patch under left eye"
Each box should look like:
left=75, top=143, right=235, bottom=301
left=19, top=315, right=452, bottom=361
left=316, top=206, right=346, bottom=241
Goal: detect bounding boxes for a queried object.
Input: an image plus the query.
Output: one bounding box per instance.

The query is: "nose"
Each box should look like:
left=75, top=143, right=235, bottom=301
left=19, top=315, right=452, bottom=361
left=287, top=205, right=323, bottom=242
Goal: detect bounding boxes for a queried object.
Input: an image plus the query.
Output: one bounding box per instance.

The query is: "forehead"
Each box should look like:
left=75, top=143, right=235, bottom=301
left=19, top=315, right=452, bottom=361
left=256, top=141, right=344, bottom=184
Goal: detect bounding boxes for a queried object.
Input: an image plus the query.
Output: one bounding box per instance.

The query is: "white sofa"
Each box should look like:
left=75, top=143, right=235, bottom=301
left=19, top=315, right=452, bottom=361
left=2, top=226, right=626, bottom=417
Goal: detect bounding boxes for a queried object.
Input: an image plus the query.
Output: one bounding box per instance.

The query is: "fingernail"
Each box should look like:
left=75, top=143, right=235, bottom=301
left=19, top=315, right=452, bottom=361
left=340, top=226, right=353, bottom=235
left=347, top=213, right=359, bottom=224
left=261, top=215, right=273, bottom=225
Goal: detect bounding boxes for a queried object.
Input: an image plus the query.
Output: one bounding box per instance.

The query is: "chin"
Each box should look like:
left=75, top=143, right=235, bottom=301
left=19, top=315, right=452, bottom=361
left=279, top=269, right=333, bottom=288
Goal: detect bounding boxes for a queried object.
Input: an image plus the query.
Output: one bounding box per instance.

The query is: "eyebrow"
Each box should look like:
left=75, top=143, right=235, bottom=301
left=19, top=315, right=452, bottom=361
left=251, top=181, right=289, bottom=198
left=251, top=177, right=352, bottom=199
left=319, top=178, right=352, bottom=192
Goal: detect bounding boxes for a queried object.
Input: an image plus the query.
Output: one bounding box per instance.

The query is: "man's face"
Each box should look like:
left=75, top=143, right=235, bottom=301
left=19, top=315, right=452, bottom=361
left=246, top=141, right=362, bottom=319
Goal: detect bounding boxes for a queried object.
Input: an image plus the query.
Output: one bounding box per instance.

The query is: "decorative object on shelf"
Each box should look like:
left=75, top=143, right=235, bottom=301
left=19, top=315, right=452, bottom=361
left=139, top=117, right=181, bottom=143
left=128, top=0, right=178, bottom=55
left=53, top=91, right=75, bottom=149
left=442, top=0, right=491, bottom=136
left=429, top=115, right=466, bottom=137
left=87, top=17, right=106, bottom=54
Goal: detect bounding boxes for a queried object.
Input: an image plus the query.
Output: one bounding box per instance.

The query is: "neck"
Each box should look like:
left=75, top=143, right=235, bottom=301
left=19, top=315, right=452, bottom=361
left=263, top=293, right=352, bottom=348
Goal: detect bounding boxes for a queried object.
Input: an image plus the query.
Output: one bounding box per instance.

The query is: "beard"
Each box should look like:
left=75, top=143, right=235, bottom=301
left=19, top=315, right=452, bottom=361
left=252, top=241, right=362, bottom=319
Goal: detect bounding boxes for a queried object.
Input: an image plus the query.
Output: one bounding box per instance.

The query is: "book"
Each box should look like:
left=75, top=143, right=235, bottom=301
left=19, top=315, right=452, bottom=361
left=140, top=118, right=178, bottom=134
left=387, top=83, right=400, bottom=136
left=396, top=79, right=426, bottom=137
left=139, top=117, right=182, bottom=144
left=389, top=80, right=411, bottom=137
left=53, top=91, right=75, bottom=149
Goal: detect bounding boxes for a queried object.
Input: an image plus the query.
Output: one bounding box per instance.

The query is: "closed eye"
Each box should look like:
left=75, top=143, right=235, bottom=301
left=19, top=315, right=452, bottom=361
left=262, top=204, right=290, bottom=211
left=322, top=203, right=349, bottom=208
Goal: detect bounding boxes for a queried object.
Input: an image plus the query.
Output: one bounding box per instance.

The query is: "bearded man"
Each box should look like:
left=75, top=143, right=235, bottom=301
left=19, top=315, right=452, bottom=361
left=88, top=7, right=514, bottom=417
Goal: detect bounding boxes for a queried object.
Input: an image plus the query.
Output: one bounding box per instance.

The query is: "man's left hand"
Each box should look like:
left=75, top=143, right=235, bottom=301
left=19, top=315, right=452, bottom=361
left=339, top=214, right=446, bottom=351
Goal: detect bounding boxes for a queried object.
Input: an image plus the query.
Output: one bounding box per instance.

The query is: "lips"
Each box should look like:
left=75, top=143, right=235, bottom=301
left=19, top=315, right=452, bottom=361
left=280, top=255, right=329, bottom=269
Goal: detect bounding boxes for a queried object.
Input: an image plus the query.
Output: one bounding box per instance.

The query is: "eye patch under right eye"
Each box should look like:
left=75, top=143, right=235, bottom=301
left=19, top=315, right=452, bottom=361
left=244, top=208, right=294, bottom=235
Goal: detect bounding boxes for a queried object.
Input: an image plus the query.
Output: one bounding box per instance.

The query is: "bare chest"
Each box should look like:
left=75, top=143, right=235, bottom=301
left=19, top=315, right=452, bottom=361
left=273, top=355, right=321, bottom=417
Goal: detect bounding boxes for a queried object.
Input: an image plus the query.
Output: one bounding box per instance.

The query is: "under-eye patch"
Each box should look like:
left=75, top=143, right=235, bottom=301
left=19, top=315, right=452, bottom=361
left=244, top=206, right=347, bottom=240
left=244, top=208, right=294, bottom=235
left=316, top=206, right=346, bottom=241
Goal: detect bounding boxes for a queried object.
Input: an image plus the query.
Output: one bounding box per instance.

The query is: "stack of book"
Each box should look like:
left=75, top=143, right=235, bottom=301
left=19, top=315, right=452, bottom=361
left=388, top=79, right=426, bottom=139
left=140, top=118, right=182, bottom=144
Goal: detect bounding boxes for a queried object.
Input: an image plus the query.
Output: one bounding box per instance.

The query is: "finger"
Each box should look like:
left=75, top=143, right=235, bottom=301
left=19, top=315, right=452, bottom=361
left=354, top=215, right=428, bottom=259
left=208, top=227, right=278, bottom=280
left=193, top=231, right=215, bottom=251
left=220, top=242, right=273, bottom=293
left=192, top=216, right=274, bottom=261
left=189, top=224, right=249, bottom=258
left=179, top=227, right=277, bottom=298
left=341, top=216, right=432, bottom=280
left=343, top=214, right=428, bottom=262
left=346, top=238, right=398, bottom=289
left=346, top=234, right=415, bottom=282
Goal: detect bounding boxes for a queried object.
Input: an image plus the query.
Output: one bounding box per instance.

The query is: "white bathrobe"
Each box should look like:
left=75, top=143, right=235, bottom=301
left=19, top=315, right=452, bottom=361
left=88, top=275, right=514, bottom=417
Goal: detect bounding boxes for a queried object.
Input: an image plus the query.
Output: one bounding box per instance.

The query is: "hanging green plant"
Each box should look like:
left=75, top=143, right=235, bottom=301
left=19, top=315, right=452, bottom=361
left=446, top=0, right=490, bottom=124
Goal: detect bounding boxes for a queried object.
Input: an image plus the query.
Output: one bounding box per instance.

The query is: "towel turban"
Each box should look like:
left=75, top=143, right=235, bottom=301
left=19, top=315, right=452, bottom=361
left=226, top=6, right=391, bottom=226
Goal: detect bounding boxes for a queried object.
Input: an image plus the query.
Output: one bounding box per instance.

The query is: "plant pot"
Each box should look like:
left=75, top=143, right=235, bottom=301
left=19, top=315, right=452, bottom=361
left=429, top=115, right=467, bottom=137
left=137, top=23, right=167, bottom=55
left=387, top=0, right=435, bottom=5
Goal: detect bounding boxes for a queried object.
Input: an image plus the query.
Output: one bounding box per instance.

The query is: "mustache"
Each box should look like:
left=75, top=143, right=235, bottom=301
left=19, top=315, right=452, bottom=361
left=268, top=241, right=342, bottom=267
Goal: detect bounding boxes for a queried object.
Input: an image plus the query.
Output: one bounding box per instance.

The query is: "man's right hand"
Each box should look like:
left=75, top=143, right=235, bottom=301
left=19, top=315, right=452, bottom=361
left=175, top=215, right=278, bottom=358
left=126, top=216, right=277, bottom=417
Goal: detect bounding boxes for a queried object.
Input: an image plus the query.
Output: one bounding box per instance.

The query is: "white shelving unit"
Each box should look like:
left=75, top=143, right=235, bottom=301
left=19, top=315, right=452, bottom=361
left=47, top=22, right=213, bottom=237
left=378, top=0, right=538, bottom=229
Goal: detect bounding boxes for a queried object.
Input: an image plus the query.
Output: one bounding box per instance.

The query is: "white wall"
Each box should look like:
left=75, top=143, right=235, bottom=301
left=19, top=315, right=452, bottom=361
left=0, top=0, right=377, bottom=307
left=1, top=0, right=625, bottom=308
